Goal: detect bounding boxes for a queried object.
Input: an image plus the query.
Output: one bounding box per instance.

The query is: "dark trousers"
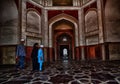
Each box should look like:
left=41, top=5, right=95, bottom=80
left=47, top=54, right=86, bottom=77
left=16, top=56, right=25, bottom=69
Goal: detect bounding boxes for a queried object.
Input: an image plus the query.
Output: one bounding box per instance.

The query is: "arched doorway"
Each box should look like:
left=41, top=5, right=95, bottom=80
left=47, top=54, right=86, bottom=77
left=53, top=19, right=75, bottom=61
left=56, top=33, right=73, bottom=60
left=48, top=13, right=78, bottom=61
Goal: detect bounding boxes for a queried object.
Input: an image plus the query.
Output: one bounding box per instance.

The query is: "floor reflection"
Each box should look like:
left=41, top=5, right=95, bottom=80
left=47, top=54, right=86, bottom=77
left=0, top=60, right=120, bottom=84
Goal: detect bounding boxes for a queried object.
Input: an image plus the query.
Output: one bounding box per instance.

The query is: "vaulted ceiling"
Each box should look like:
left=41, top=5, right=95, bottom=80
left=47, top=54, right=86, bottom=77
left=53, top=0, right=73, bottom=6
left=32, top=0, right=73, bottom=6
left=32, top=0, right=93, bottom=6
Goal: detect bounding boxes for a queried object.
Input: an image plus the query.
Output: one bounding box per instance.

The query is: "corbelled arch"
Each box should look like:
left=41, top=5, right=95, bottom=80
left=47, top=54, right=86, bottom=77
left=48, top=13, right=79, bottom=47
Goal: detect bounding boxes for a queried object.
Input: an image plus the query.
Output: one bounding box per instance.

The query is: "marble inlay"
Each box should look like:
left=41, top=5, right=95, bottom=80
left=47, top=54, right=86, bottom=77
left=0, top=60, right=120, bottom=84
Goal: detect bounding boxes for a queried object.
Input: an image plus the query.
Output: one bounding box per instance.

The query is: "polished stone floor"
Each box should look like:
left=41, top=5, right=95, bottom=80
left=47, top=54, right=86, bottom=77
left=0, top=60, right=120, bottom=84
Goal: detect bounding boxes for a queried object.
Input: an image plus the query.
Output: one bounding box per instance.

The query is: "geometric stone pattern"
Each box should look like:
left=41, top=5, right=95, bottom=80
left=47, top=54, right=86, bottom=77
left=0, top=60, right=120, bottom=84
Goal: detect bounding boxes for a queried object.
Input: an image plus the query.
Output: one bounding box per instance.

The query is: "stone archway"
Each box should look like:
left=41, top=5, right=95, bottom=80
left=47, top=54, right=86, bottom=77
left=49, top=13, right=78, bottom=61
left=56, top=33, right=73, bottom=61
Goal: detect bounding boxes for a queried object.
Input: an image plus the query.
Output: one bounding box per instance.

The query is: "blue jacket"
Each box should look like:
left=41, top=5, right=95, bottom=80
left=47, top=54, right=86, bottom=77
left=38, top=48, right=44, bottom=63
left=16, top=44, right=26, bottom=56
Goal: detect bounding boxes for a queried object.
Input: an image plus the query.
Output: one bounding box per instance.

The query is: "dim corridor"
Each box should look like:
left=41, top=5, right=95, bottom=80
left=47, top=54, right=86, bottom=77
left=0, top=60, right=120, bottom=84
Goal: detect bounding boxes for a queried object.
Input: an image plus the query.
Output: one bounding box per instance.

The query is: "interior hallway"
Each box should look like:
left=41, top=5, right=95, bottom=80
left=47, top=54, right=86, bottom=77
left=0, top=60, right=120, bottom=84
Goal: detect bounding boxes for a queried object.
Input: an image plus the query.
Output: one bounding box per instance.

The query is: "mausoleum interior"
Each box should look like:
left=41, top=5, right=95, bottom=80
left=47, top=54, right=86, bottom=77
left=0, top=0, right=120, bottom=84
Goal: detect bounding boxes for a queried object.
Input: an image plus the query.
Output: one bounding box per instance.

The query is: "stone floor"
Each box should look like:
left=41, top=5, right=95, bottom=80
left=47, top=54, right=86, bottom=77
left=0, top=60, right=120, bottom=84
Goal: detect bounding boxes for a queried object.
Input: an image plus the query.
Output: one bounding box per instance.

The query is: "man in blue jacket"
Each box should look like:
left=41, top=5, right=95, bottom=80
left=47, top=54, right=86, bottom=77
left=16, top=39, right=26, bottom=70
left=38, top=45, right=44, bottom=71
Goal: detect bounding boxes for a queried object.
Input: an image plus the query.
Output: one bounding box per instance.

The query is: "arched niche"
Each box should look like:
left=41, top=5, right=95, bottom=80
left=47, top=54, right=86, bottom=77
left=26, top=10, right=41, bottom=34
left=85, top=9, right=99, bottom=45
left=85, top=10, right=99, bottom=33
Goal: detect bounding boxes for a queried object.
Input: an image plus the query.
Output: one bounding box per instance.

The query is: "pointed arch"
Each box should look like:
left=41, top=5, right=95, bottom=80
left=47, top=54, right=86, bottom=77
left=48, top=13, right=79, bottom=47
left=26, top=9, right=42, bottom=34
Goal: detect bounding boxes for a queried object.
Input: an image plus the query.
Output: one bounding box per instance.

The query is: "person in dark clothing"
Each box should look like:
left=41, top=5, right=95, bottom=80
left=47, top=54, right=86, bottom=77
left=31, top=43, right=39, bottom=71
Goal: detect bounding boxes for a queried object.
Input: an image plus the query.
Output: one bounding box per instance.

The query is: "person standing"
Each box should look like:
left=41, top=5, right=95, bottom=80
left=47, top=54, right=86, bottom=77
left=31, top=43, right=39, bottom=71
left=16, top=39, right=26, bottom=70
left=38, top=45, right=44, bottom=71
left=63, top=48, right=68, bottom=56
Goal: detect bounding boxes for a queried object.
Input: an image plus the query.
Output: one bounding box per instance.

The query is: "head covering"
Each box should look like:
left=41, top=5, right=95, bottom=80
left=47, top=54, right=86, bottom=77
left=33, top=43, right=38, bottom=48
left=21, top=39, right=25, bottom=41
left=40, top=45, right=44, bottom=47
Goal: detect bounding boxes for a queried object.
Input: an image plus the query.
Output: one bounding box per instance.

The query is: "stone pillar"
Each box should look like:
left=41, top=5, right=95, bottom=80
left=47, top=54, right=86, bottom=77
left=75, top=47, right=80, bottom=61
left=18, top=0, right=22, bottom=42
left=49, top=48, right=53, bottom=62
left=97, top=0, right=105, bottom=60
left=73, top=0, right=80, bottom=6
left=42, top=9, right=48, bottom=62
left=101, top=44, right=106, bottom=60
left=97, top=0, right=104, bottom=43
left=50, top=0, right=53, bottom=6
left=42, top=9, right=48, bottom=46
left=39, top=0, right=42, bottom=4
left=78, top=8, right=85, bottom=60
left=21, top=0, right=26, bottom=41
left=47, top=0, right=52, bottom=6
